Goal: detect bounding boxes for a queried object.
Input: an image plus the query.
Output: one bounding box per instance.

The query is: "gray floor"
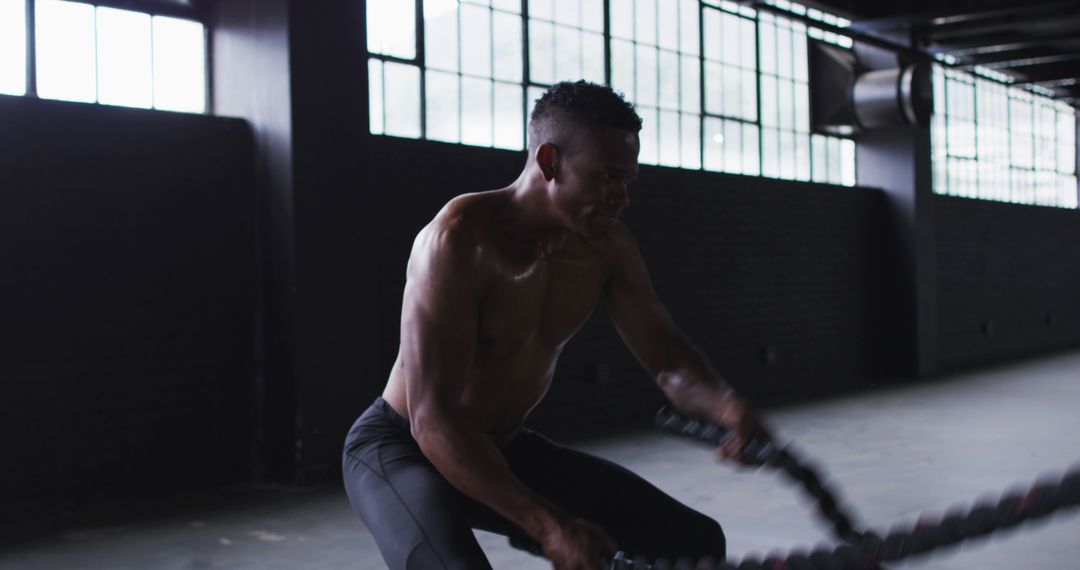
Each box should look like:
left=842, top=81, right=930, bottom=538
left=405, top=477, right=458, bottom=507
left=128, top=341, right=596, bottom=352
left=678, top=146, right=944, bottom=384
left=3, top=349, right=1079, bottom=569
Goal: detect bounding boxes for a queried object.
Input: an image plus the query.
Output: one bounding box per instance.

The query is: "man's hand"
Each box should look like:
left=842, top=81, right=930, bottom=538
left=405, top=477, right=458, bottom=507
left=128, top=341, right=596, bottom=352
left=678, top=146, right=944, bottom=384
left=706, top=388, right=773, bottom=465
left=540, top=515, right=617, bottom=570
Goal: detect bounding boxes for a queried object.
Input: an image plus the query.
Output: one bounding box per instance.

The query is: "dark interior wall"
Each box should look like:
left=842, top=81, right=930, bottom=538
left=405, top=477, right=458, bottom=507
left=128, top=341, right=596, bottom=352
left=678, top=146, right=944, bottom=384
left=0, top=96, right=256, bottom=525
left=362, top=137, right=895, bottom=438
left=935, top=196, right=1080, bottom=371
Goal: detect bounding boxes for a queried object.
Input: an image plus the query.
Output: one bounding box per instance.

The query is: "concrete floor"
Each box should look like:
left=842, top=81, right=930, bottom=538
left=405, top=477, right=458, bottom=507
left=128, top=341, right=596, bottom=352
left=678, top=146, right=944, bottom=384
left=2, top=349, right=1079, bottom=569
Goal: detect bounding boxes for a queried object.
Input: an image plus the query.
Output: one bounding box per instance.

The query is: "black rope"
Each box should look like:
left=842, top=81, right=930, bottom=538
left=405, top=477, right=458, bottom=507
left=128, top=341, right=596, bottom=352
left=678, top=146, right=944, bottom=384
left=604, top=408, right=1080, bottom=570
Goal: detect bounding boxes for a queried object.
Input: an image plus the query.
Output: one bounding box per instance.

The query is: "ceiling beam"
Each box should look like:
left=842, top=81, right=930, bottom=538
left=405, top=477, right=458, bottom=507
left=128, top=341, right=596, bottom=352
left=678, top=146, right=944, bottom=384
left=847, top=1, right=1075, bottom=32
left=925, top=29, right=1080, bottom=56
left=958, top=51, right=1080, bottom=70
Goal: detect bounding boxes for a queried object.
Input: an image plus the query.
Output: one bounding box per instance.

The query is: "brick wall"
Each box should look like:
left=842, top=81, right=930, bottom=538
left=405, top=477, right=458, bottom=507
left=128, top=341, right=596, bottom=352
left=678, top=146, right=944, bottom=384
left=936, top=195, right=1080, bottom=371
left=0, top=97, right=257, bottom=525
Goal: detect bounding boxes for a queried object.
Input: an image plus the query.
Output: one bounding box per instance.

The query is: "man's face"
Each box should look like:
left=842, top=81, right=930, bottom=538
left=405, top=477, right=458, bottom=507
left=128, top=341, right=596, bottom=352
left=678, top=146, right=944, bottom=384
left=551, top=126, right=640, bottom=240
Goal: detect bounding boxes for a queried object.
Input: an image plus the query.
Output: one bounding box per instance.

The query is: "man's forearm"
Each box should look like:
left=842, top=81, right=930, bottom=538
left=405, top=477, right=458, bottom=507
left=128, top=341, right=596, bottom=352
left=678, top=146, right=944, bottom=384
left=654, top=330, right=736, bottom=419
left=410, top=403, right=560, bottom=541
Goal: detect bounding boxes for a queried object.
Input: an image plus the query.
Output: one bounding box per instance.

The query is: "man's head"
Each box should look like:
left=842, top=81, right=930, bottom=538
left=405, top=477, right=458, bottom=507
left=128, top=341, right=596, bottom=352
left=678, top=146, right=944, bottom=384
left=527, top=81, right=643, bottom=239
left=528, top=80, right=643, bottom=154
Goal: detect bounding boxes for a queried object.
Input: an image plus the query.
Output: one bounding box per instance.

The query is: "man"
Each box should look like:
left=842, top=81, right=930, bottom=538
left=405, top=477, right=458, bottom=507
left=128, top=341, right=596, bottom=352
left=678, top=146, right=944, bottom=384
left=343, top=80, right=769, bottom=570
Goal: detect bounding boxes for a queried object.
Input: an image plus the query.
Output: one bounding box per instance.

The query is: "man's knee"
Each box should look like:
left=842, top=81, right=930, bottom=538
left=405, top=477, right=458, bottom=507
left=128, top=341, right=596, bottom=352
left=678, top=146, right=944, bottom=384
left=685, top=514, right=726, bottom=559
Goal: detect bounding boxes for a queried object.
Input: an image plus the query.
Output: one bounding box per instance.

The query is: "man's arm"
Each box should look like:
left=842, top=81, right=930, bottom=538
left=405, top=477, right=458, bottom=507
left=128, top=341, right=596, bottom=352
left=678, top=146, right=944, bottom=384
left=604, top=224, right=767, bottom=457
left=400, top=217, right=614, bottom=568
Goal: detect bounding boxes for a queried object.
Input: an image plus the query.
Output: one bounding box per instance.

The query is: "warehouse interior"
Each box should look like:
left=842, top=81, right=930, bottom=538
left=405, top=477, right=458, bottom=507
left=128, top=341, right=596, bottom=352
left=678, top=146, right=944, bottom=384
left=0, top=0, right=1078, bottom=568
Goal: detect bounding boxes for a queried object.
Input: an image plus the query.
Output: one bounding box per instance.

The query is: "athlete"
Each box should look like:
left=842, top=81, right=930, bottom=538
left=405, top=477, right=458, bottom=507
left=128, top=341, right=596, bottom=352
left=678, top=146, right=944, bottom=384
left=343, top=80, right=770, bottom=570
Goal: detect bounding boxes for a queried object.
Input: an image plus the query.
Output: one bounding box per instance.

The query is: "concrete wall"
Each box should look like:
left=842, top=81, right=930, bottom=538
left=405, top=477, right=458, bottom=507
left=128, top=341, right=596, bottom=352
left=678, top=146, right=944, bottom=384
left=936, top=196, right=1080, bottom=371
left=0, top=96, right=257, bottom=525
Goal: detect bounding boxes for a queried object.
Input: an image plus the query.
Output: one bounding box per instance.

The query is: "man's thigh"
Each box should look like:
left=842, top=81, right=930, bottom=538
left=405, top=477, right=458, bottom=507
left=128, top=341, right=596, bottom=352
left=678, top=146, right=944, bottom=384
left=506, top=430, right=727, bottom=561
left=343, top=434, right=495, bottom=569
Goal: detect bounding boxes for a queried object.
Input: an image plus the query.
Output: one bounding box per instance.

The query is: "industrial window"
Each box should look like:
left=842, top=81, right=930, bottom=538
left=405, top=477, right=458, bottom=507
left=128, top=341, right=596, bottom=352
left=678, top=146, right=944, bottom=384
left=1, top=0, right=208, bottom=113
left=932, top=66, right=1078, bottom=209
left=0, top=0, right=27, bottom=96
left=366, top=0, right=858, bottom=187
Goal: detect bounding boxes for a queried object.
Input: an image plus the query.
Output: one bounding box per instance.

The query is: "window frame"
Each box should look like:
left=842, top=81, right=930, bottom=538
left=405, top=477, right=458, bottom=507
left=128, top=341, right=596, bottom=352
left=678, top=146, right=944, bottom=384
left=17, top=0, right=212, bottom=113
left=366, top=0, right=859, bottom=186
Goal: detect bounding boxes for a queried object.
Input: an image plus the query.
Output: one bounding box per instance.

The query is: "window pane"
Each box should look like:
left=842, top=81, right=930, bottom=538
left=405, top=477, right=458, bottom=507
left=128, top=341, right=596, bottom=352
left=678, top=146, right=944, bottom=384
left=636, top=0, right=656, bottom=45
left=425, top=70, right=459, bottom=142
left=659, top=50, right=679, bottom=111
left=793, top=27, right=808, bottom=82
left=553, top=0, right=579, bottom=27
left=680, top=54, right=699, bottom=113
left=494, top=81, right=523, bottom=149
left=778, top=78, right=794, bottom=130
left=704, top=61, right=721, bottom=115
left=794, top=82, right=809, bottom=132
left=795, top=132, right=810, bottom=181
left=554, top=25, right=581, bottom=82
left=152, top=16, right=206, bottom=113
left=723, top=119, right=742, bottom=173
left=461, top=76, right=493, bottom=146
left=760, top=74, right=777, bottom=127
left=493, top=11, right=521, bottom=81
left=383, top=61, right=421, bottom=138
left=680, top=0, right=699, bottom=55
left=761, top=127, right=779, bottom=177
left=368, top=59, right=384, bottom=134
left=529, top=0, right=553, bottom=21
left=36, top=0, right=97, bottom=103
left=582, top=0, right=604, bottom=32
left=758, top=18, right=775, bottom=75
left=779, top=130, right=795, bottom=179
left=742, top=123, right=760, bottom=175
left=703, top=8, right=720, bottom=61
left=96, top=8, right=152, bottom=109
left=610, top=0, right=632, bottom=40
left=493, top=0, right=521, bottom=12
left=703, top=117, right=723, bottom=171
left=635, top=44, right=657, bottom=107
left=529, top=19, right=554, bottom=84
left=659, top=110, right=680, bottom=166
left=811, top=134, right=827, bottom=183
left=461, top=4, right=492, bottom=77
left=638, top=106, right=659, bottom=165
left=658, top=2, right=678, bottom=50
left=776, top=21, right=793, bottom=79
left=582, top=32, right=605, bottom=83
left=610, top=39, right=634, bottom=101
left=721, top=12, right=738, bottom=66
left=739, top=16, right=756, bottom=70
left=681, top=113, right=701, bottom=169
left=827, top=136, right=842, bottom=184
left=1057, top=109, right=1075, bottom=174
left=721, top=65, right=739, bottom=117
left=0, top=0, right=26, bottom=96
left=424, top=0, right=459, bottom=72
left=367, top=0, right=415, bottom=59
left=740, top=68, right=756, bottom=121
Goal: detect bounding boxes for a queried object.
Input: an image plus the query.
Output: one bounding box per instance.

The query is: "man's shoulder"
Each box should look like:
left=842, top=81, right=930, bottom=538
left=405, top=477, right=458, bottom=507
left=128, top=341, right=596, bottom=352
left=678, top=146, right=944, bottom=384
left=413, top=191, right=500, bottom=263
left=431, top=191, right=500, bottom=235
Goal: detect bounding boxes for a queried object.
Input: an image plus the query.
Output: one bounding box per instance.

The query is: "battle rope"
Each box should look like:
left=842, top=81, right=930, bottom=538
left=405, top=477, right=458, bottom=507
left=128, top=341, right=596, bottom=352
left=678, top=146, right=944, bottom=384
left=603, top=407, right=1080, bottom=570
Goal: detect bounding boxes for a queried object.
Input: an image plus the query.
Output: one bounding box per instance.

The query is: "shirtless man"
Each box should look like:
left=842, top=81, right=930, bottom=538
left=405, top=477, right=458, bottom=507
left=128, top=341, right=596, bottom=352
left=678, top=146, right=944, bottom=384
left=343, top=80, right=768, bottom=570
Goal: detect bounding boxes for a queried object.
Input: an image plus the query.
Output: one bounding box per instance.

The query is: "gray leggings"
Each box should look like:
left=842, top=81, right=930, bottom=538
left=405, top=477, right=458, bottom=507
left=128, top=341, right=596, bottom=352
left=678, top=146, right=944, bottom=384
left=342, top=398, right=726, bottom=569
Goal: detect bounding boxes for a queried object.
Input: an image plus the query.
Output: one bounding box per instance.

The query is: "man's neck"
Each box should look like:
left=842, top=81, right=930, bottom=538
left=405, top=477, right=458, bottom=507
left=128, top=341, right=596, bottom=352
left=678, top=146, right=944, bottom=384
left=500, top=172, right=569, bottom=257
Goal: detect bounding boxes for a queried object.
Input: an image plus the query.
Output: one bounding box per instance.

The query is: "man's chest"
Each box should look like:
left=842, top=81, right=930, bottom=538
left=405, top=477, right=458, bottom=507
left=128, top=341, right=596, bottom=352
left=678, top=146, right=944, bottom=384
left=477, top=251, right=608, bottom=352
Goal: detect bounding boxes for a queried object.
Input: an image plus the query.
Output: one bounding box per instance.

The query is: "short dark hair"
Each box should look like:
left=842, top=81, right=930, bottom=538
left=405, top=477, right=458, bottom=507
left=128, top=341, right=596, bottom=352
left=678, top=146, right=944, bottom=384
left=528, top=80, right=642, bottom=150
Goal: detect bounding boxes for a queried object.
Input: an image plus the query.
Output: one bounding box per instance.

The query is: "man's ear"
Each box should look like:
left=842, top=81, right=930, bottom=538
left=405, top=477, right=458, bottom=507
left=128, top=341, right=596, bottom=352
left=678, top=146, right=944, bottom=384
left=536, top=142, right=558, bottom=182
